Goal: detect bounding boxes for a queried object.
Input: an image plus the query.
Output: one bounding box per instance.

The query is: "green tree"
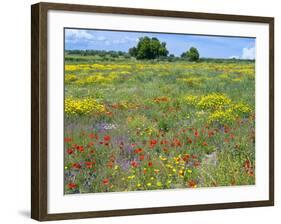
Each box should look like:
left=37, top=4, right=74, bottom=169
left=128, top=47, right=137, bottom=57
left=181, top=47, right=200, bottom=62
left=129, top=36, right=169, bottom=59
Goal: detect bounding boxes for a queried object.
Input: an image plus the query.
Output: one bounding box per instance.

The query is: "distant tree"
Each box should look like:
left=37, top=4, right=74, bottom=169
left=136, top=36, right=153, bottom=59
left=128, top=47, right=137, bottom=57
left=128, top=36, right=169, bottom=59
left=66, top=49, right=131, bottom=58
left=181, top=52, right=187, bottom=58
left=181, top=47, right=200, bottom=62
left=167, top=54, right=176, bottom=62
left=158, top=42, right=169, bottom=57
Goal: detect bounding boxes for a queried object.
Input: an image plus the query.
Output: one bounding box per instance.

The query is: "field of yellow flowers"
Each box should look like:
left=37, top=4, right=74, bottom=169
left=64, top=59, right=255, bottom=194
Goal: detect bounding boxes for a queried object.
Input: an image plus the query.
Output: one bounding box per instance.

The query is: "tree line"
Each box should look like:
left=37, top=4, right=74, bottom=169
left=66, top=36, right=200, bottom=61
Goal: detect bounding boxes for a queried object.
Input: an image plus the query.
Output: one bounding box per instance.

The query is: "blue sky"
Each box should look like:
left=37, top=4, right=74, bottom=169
left=65, top=28, right=255, bottom=59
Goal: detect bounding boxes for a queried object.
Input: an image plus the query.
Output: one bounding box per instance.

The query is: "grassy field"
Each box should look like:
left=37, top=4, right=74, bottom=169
left=64, top=56, right=255, bottom=194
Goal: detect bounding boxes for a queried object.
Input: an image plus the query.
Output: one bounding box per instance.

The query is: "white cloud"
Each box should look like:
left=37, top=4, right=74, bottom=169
left=65, top=29, right=106, bottom=44
left=65, top=30, right=93, bottom=40
left=241, top=47, right=255, bottom=60
left=65, top=29, right=139, bottom=47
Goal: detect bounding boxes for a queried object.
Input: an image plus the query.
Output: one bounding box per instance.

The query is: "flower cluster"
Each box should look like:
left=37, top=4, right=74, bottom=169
left=197, top=93, right=232, bottom=110
left=65, top=74, right=78, bottom=83
left=65, top=97, right=105, bottom=116
left=183, top=93, right=252, bottom=125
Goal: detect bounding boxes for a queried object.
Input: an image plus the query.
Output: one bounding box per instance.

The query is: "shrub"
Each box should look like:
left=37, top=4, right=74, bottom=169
left=65, top=97, right=105, bottom=116
left=207, top=109, right=236, bottom=124
left=197, top=93, right=231, bottom=110
left=231, top=102, right=252, bottom=116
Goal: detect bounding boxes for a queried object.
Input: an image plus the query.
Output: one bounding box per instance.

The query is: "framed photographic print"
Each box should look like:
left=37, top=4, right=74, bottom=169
left=31, top=2, right=274, bottom=221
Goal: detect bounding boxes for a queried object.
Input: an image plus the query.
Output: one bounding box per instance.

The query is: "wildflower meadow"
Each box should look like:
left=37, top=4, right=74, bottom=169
left=64, top=30, right=255, bottom=194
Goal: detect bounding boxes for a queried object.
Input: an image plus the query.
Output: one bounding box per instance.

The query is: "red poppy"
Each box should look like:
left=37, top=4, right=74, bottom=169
left=85, top=161, right=93, bottom=169
left=111, top=104, right=119, bottom=109
left=148, top=161, right=153, bottom=167
left=187, top=138, right=193, bottom=144
left=88, top=141, right=94, bottom=147
left=194, top=131, right=199, bottom=137
left=249, top=170, right=254, bottom=177
left=67, top=183, right=77, bottom=189
left=208, top=131, right=214, bottom=137
left=172, top=138, right=182, bottom=147
left=72, top=163, right=81, bottom=169
left=160, top=140, right=169, bottom=145
left=230, top=133, right=235, bottom=139
left=187, top=180, right=197, bottom=188
left=202, top=141, right=208, bottom=146
left=102, top=178, right=109, bottom=185
left=89, top=133, right=96, bottom=139
left=182, top=154, right=190, bottom=162
left=244, top=160, right=251, bottom=169
left=64, top=137, right=73, bottom=143
left=104, top=135, right=111, bottom=141
left=107, top=161, right=114, bottom=168
left=191, top=155, right=197, bottom=159
left=139, top=154, right=145, bottom=161
left=149, top=139, right=157, bottom=148
left=130, top=160, right=138, bottom=168
left=134, top=148, right=143, bottom=154
left=224, top=129, right=229, bottom=134
left=67, top=148, right=74, bottom=155
left=76, top=145, right=84, bottom=152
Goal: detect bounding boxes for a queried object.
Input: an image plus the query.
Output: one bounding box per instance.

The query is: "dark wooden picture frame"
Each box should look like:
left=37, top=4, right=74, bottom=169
left=31, top=2, right=274, bottom=221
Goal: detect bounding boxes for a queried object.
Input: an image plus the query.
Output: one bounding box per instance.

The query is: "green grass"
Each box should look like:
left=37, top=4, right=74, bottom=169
left=64, top=57, right=255, bottom=194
